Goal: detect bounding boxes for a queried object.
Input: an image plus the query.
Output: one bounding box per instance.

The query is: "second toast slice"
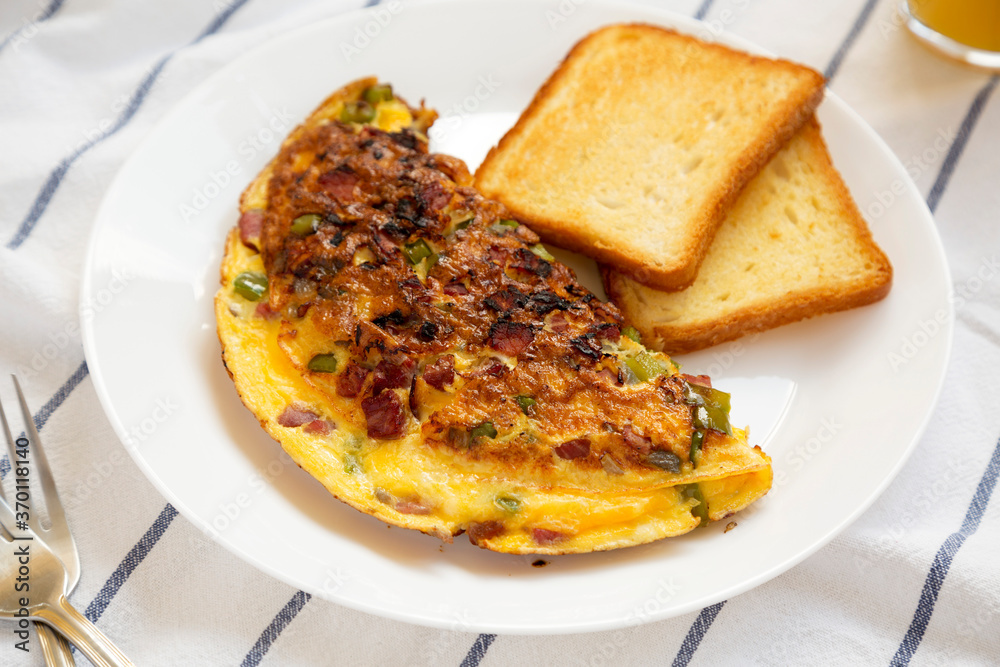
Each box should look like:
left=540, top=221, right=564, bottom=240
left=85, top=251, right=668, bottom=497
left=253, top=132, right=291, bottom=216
left=602, top=117, right=893, bottom=355
left=475, top=23, right=825, bottom=290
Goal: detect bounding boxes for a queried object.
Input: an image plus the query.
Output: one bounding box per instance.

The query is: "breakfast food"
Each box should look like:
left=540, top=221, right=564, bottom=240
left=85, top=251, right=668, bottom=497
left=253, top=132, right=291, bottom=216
left=215, top=78, right=772, bottom=554
left=602, top=118, right=893, bottom=354
left=474, top=23, right=826, bottom=291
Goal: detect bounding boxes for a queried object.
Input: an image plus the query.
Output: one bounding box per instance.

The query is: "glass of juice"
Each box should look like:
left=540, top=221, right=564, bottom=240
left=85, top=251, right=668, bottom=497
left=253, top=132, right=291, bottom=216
left=904, top=0, right=1000, bottom=69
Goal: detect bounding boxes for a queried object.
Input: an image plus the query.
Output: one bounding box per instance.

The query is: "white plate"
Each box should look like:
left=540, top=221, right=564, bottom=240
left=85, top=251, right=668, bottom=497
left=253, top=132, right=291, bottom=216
left=81, top=0, right=952, bottom=634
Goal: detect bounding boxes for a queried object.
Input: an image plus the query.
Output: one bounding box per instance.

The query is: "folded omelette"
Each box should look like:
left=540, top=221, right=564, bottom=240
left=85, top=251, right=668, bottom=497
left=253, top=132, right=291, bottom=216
left=214, top=78, right=772, bottom=554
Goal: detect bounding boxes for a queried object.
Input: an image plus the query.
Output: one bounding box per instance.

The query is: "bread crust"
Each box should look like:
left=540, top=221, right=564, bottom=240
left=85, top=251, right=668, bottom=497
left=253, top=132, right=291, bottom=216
left=602, top=117, right=893, bottom=354
left=603, top=267, right=892, bottom=355
left=475, top=23, right=826, bottom=291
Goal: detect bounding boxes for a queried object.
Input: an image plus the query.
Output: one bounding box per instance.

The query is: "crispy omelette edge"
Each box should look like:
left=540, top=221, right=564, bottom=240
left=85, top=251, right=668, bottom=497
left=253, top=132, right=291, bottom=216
left=213, top=78, right=773, bottom=555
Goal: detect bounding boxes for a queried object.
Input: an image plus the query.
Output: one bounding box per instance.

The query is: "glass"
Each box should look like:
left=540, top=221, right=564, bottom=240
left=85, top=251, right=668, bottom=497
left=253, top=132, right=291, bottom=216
left=904, top=0, right=1000, bottom=70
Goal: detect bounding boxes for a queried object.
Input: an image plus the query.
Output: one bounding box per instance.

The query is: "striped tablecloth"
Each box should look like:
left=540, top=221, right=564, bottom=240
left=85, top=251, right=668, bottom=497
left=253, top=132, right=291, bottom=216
left=2, top=0, right=998, bottom=664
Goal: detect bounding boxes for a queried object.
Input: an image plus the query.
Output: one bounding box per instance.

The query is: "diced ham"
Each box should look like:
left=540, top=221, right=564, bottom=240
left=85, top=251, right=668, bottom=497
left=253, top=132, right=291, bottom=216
left=594, top=323, right=621, bottom=342
left=372, top=230, right=398, bottom=261
left=337, top=362, right=369, bottom=398
left=419, top=181, right=451, bottom=211
left=467, top=358, right=506, bottom=378
left=372, top=358, right=417, bottom=395
left=555, top=438, right=590, bottom=460
left=362, top=391, right=406, bottom=439
left=485, top=246, right=506, bottom=264
left=318, top=168, right=358, bottom=201
left=622, top=424, right=653, bottom=455
left=238, top=209, right=264, bottom=249
left=443, top=281, right=469, bottom=296
left=303, top=419, right=334, bottom=435
left=683, top=374, right=712, bottom=388
left=395, top=499, right=432, bottom=515
left=398, top=275, right=424, bottom=294
left=423, top=355, right=455, bottom=390
left=487, top=321, right=534, bottom=357
left=548, top=311, right=570, bottom=333
left=254, top=302, right=279, bottom=320
left=467, top=520, right=504, bottom=546
left=277, top=404, right=319, bottom=428
left=532, top=528, right=565, bottom=545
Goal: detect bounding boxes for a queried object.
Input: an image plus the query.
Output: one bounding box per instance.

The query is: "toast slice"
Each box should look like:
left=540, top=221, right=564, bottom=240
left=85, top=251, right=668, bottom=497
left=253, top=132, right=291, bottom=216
left=474, top=23, right=826, bottom=290
left=602, top=117, right=893, bottom=355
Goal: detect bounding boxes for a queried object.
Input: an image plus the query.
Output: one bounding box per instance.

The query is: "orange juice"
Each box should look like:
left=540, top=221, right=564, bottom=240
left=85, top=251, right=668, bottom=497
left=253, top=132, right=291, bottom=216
left=908, top=0, right=1000, bottom=51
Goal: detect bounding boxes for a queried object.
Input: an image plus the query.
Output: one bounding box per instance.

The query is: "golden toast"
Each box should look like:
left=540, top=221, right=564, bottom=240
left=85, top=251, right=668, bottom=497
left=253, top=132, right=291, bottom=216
left=475, top=23, right=825, bottom=291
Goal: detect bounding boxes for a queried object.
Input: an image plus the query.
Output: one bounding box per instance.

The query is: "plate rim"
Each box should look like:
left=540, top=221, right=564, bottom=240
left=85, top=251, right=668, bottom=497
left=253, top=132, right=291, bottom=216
left=79, top=0, right=953, bottom=634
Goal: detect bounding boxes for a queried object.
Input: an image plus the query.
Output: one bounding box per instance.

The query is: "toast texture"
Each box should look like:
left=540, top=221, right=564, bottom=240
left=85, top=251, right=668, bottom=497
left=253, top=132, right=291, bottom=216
left=474, top=23, right=826, bottom=290
left=602, top=118, right=893, bottom=355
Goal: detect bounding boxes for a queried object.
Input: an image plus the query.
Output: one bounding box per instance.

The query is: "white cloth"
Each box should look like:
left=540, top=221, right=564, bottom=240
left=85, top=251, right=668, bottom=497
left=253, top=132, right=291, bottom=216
left=2, top=0, right=999, bottom=664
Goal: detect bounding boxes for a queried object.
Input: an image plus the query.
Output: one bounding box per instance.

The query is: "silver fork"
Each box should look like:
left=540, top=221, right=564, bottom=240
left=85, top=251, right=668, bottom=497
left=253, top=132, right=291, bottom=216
left=0, top=493, right=133, bottom=666
left=0, top=376, right=80, bottom=666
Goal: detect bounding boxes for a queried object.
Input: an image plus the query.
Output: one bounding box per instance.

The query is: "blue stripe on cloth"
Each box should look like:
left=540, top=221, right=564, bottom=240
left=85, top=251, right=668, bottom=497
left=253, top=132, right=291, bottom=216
left=890, top=434, right=1000, bottom=666
left=693, top=0, right=716, bottom=22
left=0, top=0, right=66, bottom=55
left=672, top=601, right=726, bottom=667
left=926, top=75, right=999, bottom=214
left=460, top=633, right=496, bottom=667
left=823, top=0, right=879, bottom=82
left=0, top=360, right=89, bottom=479
left=5, top=0, right=255, bottom=250
left=240, top=591, right=312, bottom=667
left=84, top=503, right=180, bottom=622
left=4, top=52, right=169, bottom=251
left=33, top=359, right=89, bottom=431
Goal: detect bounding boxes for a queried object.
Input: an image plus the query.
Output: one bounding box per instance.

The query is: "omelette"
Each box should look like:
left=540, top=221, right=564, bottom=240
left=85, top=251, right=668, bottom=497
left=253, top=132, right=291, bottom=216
left=215, top=78, right=772, bottom=554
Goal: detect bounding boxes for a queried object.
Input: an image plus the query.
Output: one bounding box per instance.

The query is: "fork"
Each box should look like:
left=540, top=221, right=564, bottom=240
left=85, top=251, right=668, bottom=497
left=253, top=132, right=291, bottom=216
left=0, top=493, right=134, bottom=666
left=0, top=376, right=81, bottom=666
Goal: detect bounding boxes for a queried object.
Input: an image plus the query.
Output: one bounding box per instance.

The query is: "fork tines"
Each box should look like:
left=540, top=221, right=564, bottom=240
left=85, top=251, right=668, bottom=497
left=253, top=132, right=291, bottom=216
left=0, top=376, right=78, bottom=572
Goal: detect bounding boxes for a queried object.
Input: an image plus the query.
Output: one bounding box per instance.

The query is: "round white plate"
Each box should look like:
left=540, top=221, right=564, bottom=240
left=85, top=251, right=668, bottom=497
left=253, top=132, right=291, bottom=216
left=81, top=0, right=952, bottom=634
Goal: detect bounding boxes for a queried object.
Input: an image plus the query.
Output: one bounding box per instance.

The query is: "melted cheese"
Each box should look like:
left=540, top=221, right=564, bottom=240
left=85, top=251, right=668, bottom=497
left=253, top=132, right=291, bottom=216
left=373, top=99, right=415, bottom=133
left=218, top=230, right=772, bottom=553
left=215, top=79, right=773, bottom=554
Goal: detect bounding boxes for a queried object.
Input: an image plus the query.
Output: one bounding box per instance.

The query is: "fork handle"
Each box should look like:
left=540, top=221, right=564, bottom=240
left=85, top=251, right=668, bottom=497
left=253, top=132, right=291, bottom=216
left=38, top=622, right=76, bottom=667
left=35, top=595, right=134, bottom=667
